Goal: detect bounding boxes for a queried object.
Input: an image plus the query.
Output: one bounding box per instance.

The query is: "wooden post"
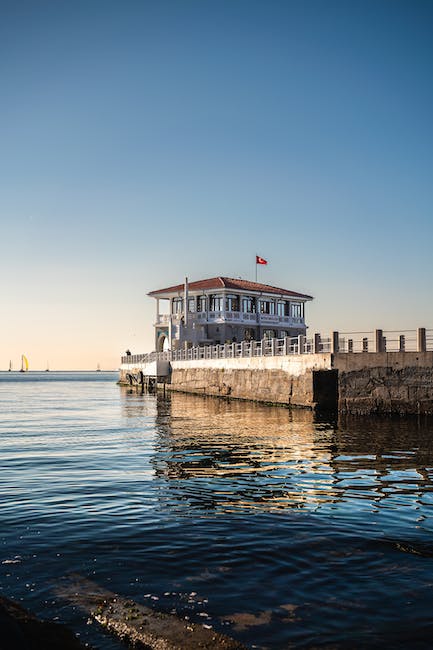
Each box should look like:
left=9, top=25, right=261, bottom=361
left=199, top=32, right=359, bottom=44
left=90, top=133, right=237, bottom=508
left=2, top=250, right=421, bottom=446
left=399, top=334, right=405, bottom=352
left=284, top=336, right=290, bottom=355
left=314, top=333, right=321, bottom=354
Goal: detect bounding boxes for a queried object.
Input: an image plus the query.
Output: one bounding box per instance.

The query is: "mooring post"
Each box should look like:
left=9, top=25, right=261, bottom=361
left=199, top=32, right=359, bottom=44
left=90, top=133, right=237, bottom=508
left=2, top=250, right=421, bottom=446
left=284, top=336, right=290, bottom=355
left=399, top=334, right=405, bottom=352
left=417, top=327, right=426, bottom=353
left=314, top=333, right=321, bottom=354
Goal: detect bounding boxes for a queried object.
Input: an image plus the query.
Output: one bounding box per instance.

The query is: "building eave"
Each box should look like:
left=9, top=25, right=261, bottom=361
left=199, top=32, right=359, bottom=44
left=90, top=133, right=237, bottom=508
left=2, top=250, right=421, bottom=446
left=148, top=276, right=313, bottom=301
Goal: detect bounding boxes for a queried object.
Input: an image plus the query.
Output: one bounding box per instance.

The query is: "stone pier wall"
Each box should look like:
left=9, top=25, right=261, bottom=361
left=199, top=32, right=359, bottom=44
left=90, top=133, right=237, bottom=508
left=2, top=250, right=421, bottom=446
left=119, top=351, right=433, bottom=415
left=168, top=355, right=332, bottom=408
left=333, top=352, right=433, bottom=415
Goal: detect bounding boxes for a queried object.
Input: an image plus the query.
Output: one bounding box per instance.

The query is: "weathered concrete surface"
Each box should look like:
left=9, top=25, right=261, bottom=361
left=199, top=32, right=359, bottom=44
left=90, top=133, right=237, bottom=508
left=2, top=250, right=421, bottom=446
left=334, top=352, right=433, bottom=415
left=119, top=351, right=433, bottom=415
left=58, top=575, right=246, bottom=650
left=0, top=596, right=85, bottom=650
left=168, top=355, right=332, bottom=408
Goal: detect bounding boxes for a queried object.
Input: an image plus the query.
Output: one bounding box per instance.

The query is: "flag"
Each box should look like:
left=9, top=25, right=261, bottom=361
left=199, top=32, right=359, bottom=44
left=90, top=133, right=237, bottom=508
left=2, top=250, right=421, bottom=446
left=256, top=255, right=268, bottom=265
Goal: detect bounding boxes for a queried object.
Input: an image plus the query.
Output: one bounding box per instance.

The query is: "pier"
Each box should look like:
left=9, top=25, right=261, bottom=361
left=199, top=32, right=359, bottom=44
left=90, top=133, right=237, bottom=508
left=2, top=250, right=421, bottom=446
left=120, top=328, right=433, bottom=416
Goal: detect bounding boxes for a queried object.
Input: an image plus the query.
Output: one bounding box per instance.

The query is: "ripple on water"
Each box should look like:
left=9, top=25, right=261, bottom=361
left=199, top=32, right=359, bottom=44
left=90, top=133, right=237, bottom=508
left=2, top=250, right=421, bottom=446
left=2, top=375, right=433, bottom=648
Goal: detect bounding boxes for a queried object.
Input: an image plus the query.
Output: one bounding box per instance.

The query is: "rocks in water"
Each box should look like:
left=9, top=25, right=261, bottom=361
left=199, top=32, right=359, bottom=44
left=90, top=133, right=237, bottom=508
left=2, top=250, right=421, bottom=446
left=0, top=596, right=85, bottom=650
left=58, top=575, right=246, bottom=649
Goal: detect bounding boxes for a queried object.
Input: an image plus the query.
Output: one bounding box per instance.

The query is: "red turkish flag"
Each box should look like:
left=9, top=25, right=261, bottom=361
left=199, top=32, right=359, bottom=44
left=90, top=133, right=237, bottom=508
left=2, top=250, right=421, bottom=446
left=256, top=255, right=268, bottom=265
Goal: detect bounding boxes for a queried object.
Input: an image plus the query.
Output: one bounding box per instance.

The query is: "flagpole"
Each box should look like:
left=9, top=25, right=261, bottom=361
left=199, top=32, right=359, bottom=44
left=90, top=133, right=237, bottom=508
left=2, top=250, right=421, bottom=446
left=255, top=254, right=257, bottom=283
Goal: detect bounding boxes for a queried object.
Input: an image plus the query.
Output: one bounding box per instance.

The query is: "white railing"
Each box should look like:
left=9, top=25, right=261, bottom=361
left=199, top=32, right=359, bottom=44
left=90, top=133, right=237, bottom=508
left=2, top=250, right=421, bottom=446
left=121, top=328, right=433, bottom=365
left=159, top=312, right=305, bottom=327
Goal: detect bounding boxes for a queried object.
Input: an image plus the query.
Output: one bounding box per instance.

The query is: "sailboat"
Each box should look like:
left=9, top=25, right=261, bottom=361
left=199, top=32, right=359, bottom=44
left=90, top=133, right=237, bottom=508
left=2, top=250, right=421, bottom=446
left=45, top=361, right=50, bottom=372
left=96, top=363, right=101, bottom=372
left=20, top=355, right=29, bottom=373
left=8, top=360, right=12, bottom=372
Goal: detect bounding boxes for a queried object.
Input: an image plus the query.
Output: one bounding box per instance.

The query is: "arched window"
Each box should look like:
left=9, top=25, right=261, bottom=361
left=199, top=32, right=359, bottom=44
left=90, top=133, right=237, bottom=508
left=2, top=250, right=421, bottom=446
left=244, top=328, right=255, bottom=341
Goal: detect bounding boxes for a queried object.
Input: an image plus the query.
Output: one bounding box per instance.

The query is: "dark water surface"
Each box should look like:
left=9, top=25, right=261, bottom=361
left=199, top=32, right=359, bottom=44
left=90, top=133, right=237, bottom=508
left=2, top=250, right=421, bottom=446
left=1, top=372, right=433, bottom=648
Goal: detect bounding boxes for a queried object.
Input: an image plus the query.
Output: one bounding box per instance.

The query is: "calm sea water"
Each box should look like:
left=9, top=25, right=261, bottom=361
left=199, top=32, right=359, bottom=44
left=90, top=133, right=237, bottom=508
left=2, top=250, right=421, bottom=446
left=1, top=372, right=433, bottom=648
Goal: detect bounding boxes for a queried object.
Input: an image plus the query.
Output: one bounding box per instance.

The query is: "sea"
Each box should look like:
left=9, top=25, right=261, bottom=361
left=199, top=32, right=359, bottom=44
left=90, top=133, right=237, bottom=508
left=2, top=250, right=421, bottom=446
left=1, top=372, right=433, bottom=649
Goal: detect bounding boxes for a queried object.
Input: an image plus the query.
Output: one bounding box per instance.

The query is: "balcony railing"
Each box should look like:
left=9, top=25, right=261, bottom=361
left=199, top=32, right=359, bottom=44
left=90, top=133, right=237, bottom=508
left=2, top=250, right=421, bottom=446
left=155, top=311, right=304, bottom=327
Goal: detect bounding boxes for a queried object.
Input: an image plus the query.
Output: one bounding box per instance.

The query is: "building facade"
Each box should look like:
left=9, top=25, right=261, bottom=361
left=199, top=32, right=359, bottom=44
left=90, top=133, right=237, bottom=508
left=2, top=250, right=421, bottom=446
left=148, top=277, right=313, bottom=351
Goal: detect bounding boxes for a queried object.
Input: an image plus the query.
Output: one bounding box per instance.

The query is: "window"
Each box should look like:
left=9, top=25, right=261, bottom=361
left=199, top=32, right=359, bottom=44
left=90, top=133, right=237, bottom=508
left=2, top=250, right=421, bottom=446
left=291, top=302, right=303, bottom=318
left=172, top=298, right=183, bottom=314
left=277, top=302, right=286, bottom=316
left=242, top=297, right=255, bottom=313
left=198, top=296, right=207, bottom=312
left=260, top=300, right=275, bottom=315
left=210, top=295, right=223, bottom=311
left=188, top=297, right=196, bottom=312
left=264, top=329, right=276, bottom=339
left=226, top=294, right=239, bottom=312
left=280, top=330, right=288, bottom=338
left=244, top=328, right=255, bottom=341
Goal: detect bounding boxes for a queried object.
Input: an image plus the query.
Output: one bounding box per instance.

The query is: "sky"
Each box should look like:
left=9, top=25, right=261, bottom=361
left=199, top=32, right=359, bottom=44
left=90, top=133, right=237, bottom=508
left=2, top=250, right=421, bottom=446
left=1, top=0, right=433, bottom=370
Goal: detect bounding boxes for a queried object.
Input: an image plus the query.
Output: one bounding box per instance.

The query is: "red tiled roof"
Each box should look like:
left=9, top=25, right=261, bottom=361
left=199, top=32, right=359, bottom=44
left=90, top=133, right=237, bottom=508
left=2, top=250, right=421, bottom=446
left=148, top=277, right=313, bottom=300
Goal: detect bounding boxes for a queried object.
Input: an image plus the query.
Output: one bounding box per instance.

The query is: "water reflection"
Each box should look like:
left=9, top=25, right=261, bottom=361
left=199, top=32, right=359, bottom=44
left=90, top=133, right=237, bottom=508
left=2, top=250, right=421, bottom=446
left=120, top=389, right=433, bottom=521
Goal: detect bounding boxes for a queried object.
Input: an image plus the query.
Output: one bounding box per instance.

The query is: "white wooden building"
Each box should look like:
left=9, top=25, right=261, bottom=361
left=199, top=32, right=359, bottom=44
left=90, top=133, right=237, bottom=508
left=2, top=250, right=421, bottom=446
left=148, top=277, right=313, bottom=351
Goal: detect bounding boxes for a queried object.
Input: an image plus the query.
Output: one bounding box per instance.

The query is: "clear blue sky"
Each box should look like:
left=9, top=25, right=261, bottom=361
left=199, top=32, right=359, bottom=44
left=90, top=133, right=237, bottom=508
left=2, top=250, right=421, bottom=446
left=1, top=0, right=432, bottom=369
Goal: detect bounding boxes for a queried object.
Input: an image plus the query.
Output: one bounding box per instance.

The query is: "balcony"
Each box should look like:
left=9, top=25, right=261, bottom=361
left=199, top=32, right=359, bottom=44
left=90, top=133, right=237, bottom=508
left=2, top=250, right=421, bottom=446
left=157, top=312, right=304, bottom=328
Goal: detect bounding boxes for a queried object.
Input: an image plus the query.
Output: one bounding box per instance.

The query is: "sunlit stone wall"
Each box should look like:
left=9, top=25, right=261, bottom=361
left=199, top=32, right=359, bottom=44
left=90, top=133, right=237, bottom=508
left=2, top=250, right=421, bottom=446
left=168, top=354, right=332, bottom=408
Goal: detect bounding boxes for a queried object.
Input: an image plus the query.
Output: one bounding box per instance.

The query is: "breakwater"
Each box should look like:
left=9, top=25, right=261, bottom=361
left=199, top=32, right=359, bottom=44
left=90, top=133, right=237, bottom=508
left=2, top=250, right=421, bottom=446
left=120, top=329, right=433, bottom=415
